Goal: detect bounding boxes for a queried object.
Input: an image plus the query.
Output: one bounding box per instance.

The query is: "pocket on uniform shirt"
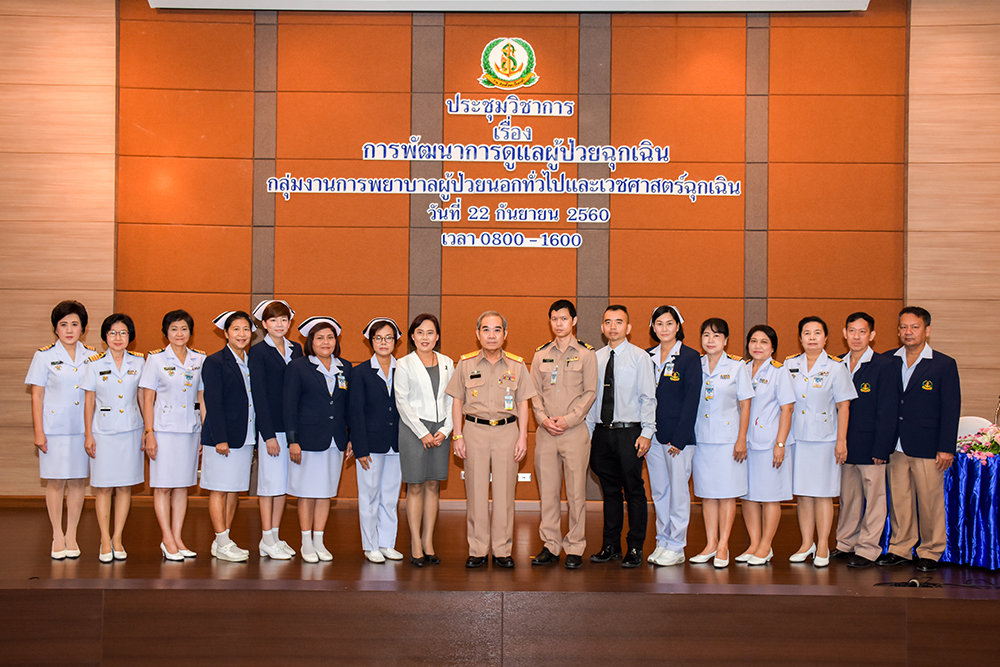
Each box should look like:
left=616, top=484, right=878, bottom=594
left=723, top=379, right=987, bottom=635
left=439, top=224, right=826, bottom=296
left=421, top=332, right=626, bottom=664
left=814, top=412, right=835, bottom=438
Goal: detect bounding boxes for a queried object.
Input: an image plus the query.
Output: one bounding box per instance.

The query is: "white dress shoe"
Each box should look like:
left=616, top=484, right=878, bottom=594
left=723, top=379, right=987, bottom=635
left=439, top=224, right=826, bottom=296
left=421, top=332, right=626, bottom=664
left=379, top=547, right=404, bottom=561
left=647, top=546, right=667, bottom=564
left=51, top=546, right=67, bottom=560
left=211, top=541, right=217, bottom=558
left=161, top=542, right=184, bottom=561
left=713, top=555, right=730, bottom=568
left=113, top=548, right=128, bottom=561
left=214, top=541, right=249, bottom=562
left=748, top=550, right=773, bottom=566
left=301, top=550, right=319, bottom=563
left=277, top=540, right=296, bottom=556
left=179, top=549, right=197, bottom=559
left=315, top=545, right=333, bottom=562
left=260, top=540, right=292, bottom=560
left=735, top=551, right=754, bottom=563
left=365, top=550, right=386, bottom=563
left=814, top=554, right=830, bottom=568
left=64, top=547, right=81, bottom=559
left=99, top=550, right=114, bottom=563
left=654, top=550, right=685, bottom=567
left=789, top=544, right=816, bottom=563
left=689, top=551, right=717, bottom=564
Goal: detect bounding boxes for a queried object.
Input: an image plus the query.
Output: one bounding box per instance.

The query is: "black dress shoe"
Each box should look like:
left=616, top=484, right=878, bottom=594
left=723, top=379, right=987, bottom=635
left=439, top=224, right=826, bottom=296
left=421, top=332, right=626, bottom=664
left=876, top=552, right=908, bottom=566
left=847, top=553, right=873, bottom=568
left=565, top=554, right=582, bottom=569
left=589, top=545, right=622, bottom=563
left=831, top=549, right=854, bottom=560
left=410, top=556, right=426, bottom=567
left=492, top=556, right=515, bottom=569
left=466, top=556, right=486, bottom=568
left=531, top=547, right=559, bottom=566
left=621, top=548, right=642, bottom=568
left=423, top=553, right=440, bottom=565
left=915, top=557, right=938, bottom=572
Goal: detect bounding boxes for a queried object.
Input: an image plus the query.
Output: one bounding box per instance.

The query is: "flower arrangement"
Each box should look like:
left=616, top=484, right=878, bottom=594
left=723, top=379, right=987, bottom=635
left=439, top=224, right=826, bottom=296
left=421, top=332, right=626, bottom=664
left=958, top=424, right=1000, bottom=465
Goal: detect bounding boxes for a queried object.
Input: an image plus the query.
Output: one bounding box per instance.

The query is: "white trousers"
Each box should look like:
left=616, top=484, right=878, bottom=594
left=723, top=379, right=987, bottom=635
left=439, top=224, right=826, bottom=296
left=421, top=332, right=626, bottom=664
left=645, top=436, right=695, bottom=552
left=356, top=451, right=402, bottom=552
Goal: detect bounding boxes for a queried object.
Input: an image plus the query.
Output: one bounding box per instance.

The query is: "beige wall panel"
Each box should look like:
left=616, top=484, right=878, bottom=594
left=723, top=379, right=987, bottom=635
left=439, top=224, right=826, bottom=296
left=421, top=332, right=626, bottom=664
left=909, top=26, right=1000, bottom=96
left=911, top=0, right=1000, bottom=27
left=907, top=163, right=1000, bottom=232
left=0, top=221, right=114, bottom=291
left=908, top=232, right=1000, bottom=299
left=895, top=299, right=1000, bottom=372
left=0, top=0, right=115, bottom=18
left=0, top=426, right=46, bottom=495
left=0, top=359, right=33, bottom=429
left=0, top=154, right=114, bottom=222
left=0, top=16, right=115, bottom=86
left=956, top=369, right=1000, bottom=423
left=0, top=85, right=115, bottom=154
left=908, top=94, right=1000, bottom=164
left=0, top=289, right=113, bottom=360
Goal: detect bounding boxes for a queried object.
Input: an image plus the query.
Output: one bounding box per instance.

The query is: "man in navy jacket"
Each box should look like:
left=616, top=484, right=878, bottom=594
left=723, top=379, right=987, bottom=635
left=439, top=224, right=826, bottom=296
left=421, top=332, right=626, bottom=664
left=877, top=307, right=960, bottom=572
left=833, top=312, right=898, bottom=568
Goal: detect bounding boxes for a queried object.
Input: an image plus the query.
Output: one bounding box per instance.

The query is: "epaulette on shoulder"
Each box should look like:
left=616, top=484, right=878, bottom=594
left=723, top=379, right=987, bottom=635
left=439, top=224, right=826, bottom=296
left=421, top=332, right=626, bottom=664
left=149, top=348, right=165, bottom=355
left=536, top=340, right=553, bottom=352
left=127, top=350, right=145, bottom=358
left=727, top=353, right=744, bottom=362
left=770, top=359, right=783, bottom=368
left=88, top=352, right=106, bottom=362
left=191, top=348, right=206, bottom=355
left=83, top=344, right=97, bottom=351
left=460, top=350, right=480, bottom=361
left=785, top=354, right=799, bottom=361
left=829, top=354, right=843, bottom=363
left=577, top=339, right=594, bottom=350
left=39, top=343, right=55, bottom=352
left=504, top=351, right=524, bottom=363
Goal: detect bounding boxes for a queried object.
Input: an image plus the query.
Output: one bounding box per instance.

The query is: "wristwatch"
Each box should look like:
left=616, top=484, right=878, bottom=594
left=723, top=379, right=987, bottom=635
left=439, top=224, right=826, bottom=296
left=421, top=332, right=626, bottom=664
left=776, top=442, right=785, bottom=448
left=452, top=434, right=464, bottom=441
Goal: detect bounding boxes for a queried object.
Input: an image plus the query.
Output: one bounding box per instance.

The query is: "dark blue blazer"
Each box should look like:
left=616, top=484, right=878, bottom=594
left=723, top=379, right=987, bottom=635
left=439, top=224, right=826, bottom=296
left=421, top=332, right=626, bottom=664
left=891, top=347, right=962, bottom=460
left=347, top=360, right=400, bottom=459
left=201, top=347, right=253, bottom=449
left=248, top=338, right=303, bottom=441
left=283, top=356, right=352, bottom=452
left=646, top=343, right=701, bottom=450
left=844, top=350, right=899, bottom=464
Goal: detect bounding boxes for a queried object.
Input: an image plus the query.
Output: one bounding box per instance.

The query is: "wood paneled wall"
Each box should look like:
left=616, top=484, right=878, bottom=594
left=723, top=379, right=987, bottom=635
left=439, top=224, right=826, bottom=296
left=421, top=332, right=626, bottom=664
left=0, top=0, right=116, bottom=494
left=908, top=1, right=1000, bottom=420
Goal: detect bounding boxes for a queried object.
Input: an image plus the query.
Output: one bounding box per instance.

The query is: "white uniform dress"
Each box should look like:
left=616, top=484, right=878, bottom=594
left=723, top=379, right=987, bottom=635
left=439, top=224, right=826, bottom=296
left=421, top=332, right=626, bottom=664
left=200, top=347, right=255, bottom=493
left=138, top=347, right=206, bottom=488
left=287, top=357, right=346, bottom=499
left=24, top=341, right=96, bottom=479
left=744, top=358, right=796, bottom=502
left=256, top=335, right=293, bottom=497
left=81, top=350, right=146, bottom=487
left=692, top=353, right=755, bottom=499
left=786, top=350, right=858, bottom=497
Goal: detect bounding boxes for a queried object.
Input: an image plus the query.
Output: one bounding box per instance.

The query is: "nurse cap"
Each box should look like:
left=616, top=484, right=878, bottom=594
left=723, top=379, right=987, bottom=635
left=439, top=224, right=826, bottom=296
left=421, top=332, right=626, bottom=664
left=298, top=316, right=341, bottom=337
left=252, top=299, right=295, bottom=322
left=213, top=311, right=257, bottom=332
left=362, top=317, right=402, bottom=340
left=649, top=305, right=685, bottom=327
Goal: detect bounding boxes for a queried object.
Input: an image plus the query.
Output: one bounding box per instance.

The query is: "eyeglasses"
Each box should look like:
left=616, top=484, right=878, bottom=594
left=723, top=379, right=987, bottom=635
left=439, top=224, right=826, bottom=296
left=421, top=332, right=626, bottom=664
left=373, top=335, right=396, bottom=343
left=107, top=331, right=129, bottom=338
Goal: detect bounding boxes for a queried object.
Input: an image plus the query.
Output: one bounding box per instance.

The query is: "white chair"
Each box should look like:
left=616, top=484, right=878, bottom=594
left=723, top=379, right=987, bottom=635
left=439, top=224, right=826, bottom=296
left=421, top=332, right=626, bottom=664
left=957, top=416, right=992, bottom=448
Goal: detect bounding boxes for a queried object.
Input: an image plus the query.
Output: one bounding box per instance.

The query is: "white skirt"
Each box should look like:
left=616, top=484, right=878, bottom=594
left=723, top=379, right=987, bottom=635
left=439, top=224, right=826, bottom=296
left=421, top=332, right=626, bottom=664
left=149, top=431, right=200, bottom=489
left=39, top=433, right=89, bottom=480
left=692, top=442, right=748, bottom=499
left=744, top=446, right=793, bottom=502
left=288, top=446, right=344, bottom=499
left=256, top=432, right=289, bottom=497
left=90, top=428, right=144, bottom=488
left=792, top=440, right=840, bottom=498
left=200, top=443, right=253, bottom=493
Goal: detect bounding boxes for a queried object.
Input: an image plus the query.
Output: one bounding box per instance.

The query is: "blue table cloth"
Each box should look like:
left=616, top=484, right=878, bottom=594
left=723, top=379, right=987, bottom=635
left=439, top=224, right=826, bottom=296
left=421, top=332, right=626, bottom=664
left=942, top=453, right=1000, bottom=570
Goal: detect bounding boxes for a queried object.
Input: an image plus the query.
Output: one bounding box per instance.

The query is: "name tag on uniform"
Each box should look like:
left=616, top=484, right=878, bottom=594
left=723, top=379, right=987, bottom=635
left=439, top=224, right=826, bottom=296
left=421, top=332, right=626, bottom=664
left=51, top=360, right=64, bottom=366
left=337, top=374, right=347, bottom=390
left=99, top=407, right=111, bottom=412
left=470, top=371, right=481, bottom=380
left=99, top=370, right=111, bottom=376
left=542, top=358, right=554, bottom=363
left=789, top=368, right=799, bottom=374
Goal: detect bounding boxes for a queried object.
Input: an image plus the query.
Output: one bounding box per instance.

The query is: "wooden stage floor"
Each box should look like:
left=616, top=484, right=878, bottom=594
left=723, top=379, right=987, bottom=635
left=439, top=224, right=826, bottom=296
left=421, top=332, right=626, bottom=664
left=2, top=498, right=999, bottom=666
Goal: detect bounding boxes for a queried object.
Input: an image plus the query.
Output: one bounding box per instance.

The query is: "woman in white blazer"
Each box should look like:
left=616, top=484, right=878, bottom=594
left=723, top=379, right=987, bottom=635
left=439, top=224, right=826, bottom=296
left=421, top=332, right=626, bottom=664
left=394, top=314, right=454, bottom=566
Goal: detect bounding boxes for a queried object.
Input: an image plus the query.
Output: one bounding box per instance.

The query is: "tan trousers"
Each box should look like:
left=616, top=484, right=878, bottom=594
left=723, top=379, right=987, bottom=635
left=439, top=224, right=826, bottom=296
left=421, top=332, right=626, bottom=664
left=835, top=463, right=887, bottom=561
left=887, top=451, right=947, bottom=561
left=534, top=424, right=591, bottom=556
left=463, top=421, right=518, bottom=557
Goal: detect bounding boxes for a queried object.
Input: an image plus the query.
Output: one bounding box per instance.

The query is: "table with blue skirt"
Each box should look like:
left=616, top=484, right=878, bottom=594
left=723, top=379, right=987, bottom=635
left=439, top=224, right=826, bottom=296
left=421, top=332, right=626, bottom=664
left=942, top=453, right=1000, bottom=570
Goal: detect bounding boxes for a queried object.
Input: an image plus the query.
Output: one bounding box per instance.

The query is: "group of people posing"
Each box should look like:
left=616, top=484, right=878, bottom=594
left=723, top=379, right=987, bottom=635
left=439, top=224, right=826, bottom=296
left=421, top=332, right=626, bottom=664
left=27, top=298, right=960, bottom=574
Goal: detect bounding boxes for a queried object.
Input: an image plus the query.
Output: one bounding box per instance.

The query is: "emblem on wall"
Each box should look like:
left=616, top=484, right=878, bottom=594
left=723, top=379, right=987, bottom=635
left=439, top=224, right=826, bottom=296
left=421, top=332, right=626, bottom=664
left=479, top=38, right=539, bottom=90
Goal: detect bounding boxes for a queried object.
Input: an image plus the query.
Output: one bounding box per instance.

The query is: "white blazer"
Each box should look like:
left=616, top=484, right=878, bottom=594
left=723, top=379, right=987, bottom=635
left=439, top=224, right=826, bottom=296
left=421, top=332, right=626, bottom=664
left=394, top=351, right=455, bottom=440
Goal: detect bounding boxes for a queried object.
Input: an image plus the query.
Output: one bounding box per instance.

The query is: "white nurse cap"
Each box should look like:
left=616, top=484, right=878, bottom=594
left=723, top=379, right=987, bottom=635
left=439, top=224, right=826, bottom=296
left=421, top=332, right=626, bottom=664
left=213, top=311, right=257, bottom=332
left=649, top=305, right=685, bottom=327
left=252, top=299, right=295, bottom=322
left=362, top=317, right=402, bottom=340
left=298, top=316, right=341, bottom=337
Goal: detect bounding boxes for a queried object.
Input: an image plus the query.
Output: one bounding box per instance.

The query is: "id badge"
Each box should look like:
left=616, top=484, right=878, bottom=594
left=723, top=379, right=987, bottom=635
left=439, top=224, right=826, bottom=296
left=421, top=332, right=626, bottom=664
left=705, top=380, right=714, bottom=400
left=504, top=389, right=514, bottom=411
left=183, top=372, right=193, bottom=387
left=549, top=367, right=558, bottom=385
left=337, top=374, right=348, bottom=390
left=665, top=362, right=674, bottom=376
left=812, top=376, right=824, bottom=389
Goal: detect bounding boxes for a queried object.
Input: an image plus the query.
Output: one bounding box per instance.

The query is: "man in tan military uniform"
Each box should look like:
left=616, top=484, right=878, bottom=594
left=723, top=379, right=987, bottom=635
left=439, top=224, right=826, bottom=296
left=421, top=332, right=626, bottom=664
left=529, top=300, right=598, bottom=570
left=447, top=311, right=536, bottom=569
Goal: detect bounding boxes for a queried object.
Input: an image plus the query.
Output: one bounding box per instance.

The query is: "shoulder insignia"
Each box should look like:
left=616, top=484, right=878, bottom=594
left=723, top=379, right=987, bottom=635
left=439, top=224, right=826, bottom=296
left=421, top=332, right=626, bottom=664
left=38, top=343, right=55, bottom=352
left=536, top=340, right=553, bottom=352
left=88, top=352, right=106, bottom=362
left=460, top=351, right=480, bottom=361
left=504, top=351, right=524, bottom=363
left=191, top=348, right=206, bottom=355
left=149, top=348, right=165, bottom=355
left=577, top=339, right=594, bottom=350
left=83, top=344, right=97, bottom=351
left=727, top=353, right=744, bottom=362
left=127, top=350, right=145, bottom=358
left=785, top=354, right=799, bottom=361
left=829, top=354, right=842, bottom=363
left=770, top=360, right=783, bottom=368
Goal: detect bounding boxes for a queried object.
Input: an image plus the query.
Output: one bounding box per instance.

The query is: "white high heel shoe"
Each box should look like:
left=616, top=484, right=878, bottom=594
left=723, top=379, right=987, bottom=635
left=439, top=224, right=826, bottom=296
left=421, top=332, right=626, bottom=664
left=689, top=551, right=717, bottom=564
left=788, top=544, right=816, bottom=563
left=748, top=549, right=773, bottom=566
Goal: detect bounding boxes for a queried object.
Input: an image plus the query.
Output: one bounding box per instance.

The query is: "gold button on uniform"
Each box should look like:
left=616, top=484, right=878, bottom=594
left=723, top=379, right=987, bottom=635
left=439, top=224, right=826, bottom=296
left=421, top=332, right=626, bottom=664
left=74, top=385, right=79, bottom=389
left=74, top=401, right=79, bottom=405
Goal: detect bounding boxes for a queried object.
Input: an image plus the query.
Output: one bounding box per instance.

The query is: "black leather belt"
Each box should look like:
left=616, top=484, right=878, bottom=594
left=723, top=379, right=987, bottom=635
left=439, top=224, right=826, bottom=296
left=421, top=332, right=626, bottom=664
left=596, top=421, right=641, bottom=429
left=467, top=415, right=517, bottom=426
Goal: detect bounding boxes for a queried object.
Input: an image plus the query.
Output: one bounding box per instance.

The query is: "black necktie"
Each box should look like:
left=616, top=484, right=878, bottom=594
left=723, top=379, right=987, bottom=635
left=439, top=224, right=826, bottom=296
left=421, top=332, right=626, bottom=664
left=601, top=350, right=615, bottom=425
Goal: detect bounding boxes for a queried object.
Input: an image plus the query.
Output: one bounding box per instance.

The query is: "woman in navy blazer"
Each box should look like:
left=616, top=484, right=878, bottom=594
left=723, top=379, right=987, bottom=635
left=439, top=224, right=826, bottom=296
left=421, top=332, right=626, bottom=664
left=645, top=306, right=702, bottom=567
left=201, top=311, right=257, bottom=562
left=248, top=300, right=303, bottom=560
left=348, top=318, right=403, bottom=564
left=284, top=316, right=352, bottom=563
